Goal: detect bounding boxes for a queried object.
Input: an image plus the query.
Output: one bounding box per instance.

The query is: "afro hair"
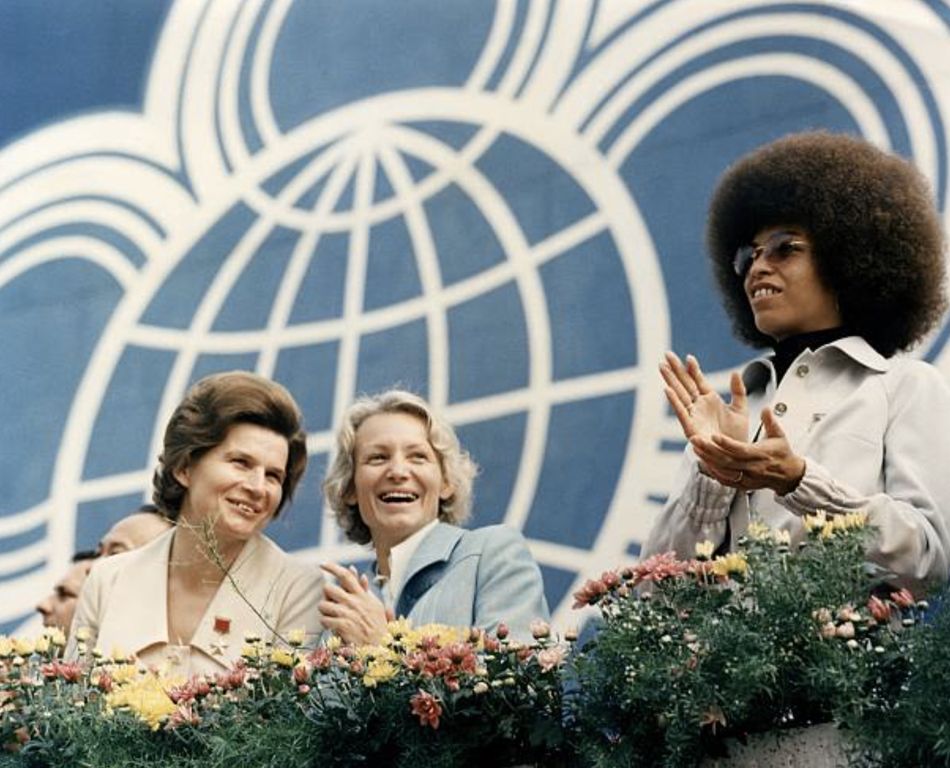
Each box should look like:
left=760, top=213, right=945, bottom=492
left=706, top=131, right=947, bottom=357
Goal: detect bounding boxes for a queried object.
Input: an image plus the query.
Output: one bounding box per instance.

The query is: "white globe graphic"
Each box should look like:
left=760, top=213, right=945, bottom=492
left=53, top=94, right=669, bottom=626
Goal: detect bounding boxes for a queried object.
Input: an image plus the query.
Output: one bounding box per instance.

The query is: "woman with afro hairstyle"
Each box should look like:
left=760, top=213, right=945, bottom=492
left=644, top=131, right=950, bottom=594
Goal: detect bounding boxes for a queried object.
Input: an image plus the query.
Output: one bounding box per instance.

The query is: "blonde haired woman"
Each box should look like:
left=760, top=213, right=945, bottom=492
left=320, top=389, right=548, bottom=643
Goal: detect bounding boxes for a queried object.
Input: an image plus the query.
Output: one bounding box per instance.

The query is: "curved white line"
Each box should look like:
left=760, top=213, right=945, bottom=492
left=257, top=145, right=361, bottom=376
left=0, top=504, right=50, bottom=538
left=180, top=0, right=249, bottom=197
left=250, top=0, right=294, bottom=146
left=122, top=211, right=608, bottom=354
left=0, top=201, right=161, bottom=267
left=217, top=0, right=267, bottom=170
left=466, top=0, right=518, bottom=92
left=579, top=12, right=934, bottom=183
left=376, top=142, right=450, bottom=408
left=495, top=0, right=551, bottom=98
left=0, top=239, right=138, bottom=291
left=606, top=54, right=889, bottom=166
left=0, top=540, right=48, bottom=578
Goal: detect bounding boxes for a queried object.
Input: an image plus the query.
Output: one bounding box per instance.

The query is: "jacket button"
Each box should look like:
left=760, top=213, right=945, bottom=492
left=774, top=402, right=788, bottom=416
left=796, top=364, right=809, bottom=377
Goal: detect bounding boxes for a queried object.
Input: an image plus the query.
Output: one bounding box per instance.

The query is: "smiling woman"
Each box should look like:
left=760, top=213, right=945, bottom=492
left=65, top=371, right=324, bottom=675
left=320, top=390, right=549, bottom=644
left=644, top=131, right=950, bottom=596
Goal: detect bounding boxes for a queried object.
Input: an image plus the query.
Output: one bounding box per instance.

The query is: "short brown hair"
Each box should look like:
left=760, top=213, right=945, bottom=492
left=152, top=371, right=307, bottom=519
left=707, top=131, right=947, bottom=357
left=323, top=390, right=478, bottom=545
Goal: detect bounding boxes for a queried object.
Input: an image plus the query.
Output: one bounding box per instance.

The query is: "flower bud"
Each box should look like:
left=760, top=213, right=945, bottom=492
left=891, top=588, right=915, bottom=609
left=835, top=622, right=855, bottom=639
left=867, top=596, right=890, bottom=623
left=530, top=620, right=551, bottom=640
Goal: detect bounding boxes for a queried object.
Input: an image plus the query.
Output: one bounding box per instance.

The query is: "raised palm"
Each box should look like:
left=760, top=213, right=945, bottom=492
left=660, top=352, right=748, bottom=443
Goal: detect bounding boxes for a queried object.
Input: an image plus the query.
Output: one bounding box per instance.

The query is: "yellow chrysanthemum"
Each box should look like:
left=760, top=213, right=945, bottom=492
left=12, top=637, right=35, bottom=656
left=746, top=521, right=772, bottom=541
left=803, top=510, right=828, bottom=532
left=695, top=540, right=715, bottom=559
left=286, top=628, right=306, bottom=647
left=381, top=618, right=413, bottom=646
left=0, top=636, right=12, bottom=657
left=107, top=663, right=141, bottom=685
left=362, top=658, right=399, bottom=688
left=402, top=623, right=464, bottom=650
left=711, top=552, right=749, bottom=578
left=325, top=635, right=342, bottom=652
left=109, top=645, right=130, bottom=663
left=270, top=648, right=296, bottom=668
left=41, top=626, right=67, bottom=647
left=811, top=510, right=869, bottom=540
left=834, top=511, right=869, bottom=531
left=355, top=644, right=398, bottom=663
left=106, top=673, right=177, bottom=730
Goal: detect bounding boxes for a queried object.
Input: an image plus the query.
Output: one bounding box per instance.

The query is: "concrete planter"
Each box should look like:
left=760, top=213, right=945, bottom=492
left=704, top=723, right=849, bottom=767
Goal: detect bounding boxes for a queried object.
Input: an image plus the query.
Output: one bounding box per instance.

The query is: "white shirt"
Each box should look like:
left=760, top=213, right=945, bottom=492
left=644, top=336, right=950, bottom=594
left=377, top=519, right=439, bottom=610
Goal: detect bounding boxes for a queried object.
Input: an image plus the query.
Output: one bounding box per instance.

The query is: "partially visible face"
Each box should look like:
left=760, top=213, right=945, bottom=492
left=174, top=422, right=289, bottom=547
left=742, top=226, right=841, bottom=341
left=99, top=512, right=172, bottom=556
left=36, top=559, right=95, bottom=632
left=347, top=411, right=452, bottom=553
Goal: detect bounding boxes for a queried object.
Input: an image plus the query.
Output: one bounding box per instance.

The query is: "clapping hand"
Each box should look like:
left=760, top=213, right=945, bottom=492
left=660, top=352, right=802, bottom=493
left=690, top=406, right=806, bottom=495
left=660, top=351, right=749, bottom=444
left=318, top=562, right=393, bottom=645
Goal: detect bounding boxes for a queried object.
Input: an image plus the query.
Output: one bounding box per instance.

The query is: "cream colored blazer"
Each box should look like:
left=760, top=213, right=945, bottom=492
left=66, top=527, right=323, bottom=676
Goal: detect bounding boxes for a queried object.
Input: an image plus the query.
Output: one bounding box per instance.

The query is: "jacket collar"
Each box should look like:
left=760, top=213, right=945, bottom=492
left=102, top=528, right=172, bottom=657
left=391, top=522, right=463, bottom=619
left=103, top=529, right=269, bottom=667
left=744, top=335, right=890, bottom=391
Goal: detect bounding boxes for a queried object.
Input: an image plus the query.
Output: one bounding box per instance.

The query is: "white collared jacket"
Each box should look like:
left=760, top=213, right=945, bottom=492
left=644, top=336, right=950, bottom=594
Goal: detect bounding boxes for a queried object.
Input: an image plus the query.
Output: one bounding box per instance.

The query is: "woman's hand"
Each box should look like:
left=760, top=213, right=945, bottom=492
left=660, top=351, right=749, bottom=444
left=318, top=562, right=393, bottom=645
left=690, top=407, right=806, bottom=494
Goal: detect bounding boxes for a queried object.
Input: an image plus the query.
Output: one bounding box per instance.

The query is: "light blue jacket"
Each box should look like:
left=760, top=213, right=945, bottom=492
left=389, top=522, right=549, bottom=640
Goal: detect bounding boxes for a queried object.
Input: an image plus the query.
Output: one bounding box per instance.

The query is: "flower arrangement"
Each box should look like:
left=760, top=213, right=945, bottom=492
left=839, top=594, right=950, bottom=767
left=0, top=620, right=570, bottom=768
left=568, top=511, right=927, bottom=767
left=6, top=510, right=949, bottom=768
left=296, top=619, right=569, bottom=767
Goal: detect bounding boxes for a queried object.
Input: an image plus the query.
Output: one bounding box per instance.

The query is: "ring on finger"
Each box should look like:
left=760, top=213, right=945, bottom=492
left=734, top=470, right=743, bottom=483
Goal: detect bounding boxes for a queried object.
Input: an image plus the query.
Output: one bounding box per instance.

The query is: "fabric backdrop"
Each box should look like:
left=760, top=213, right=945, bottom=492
left=2, top=0, right=949, bottom=634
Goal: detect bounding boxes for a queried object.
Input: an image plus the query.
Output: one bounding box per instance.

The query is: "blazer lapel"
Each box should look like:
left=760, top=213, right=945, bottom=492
left=189, top=535, right=279, bottom=661
left=99, top=530, right=171, bottom=658
left=395, top=523, right=463, bottom=619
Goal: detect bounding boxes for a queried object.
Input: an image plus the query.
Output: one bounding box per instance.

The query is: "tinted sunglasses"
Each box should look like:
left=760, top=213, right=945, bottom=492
left=733, top=232, right=808, bottom=277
